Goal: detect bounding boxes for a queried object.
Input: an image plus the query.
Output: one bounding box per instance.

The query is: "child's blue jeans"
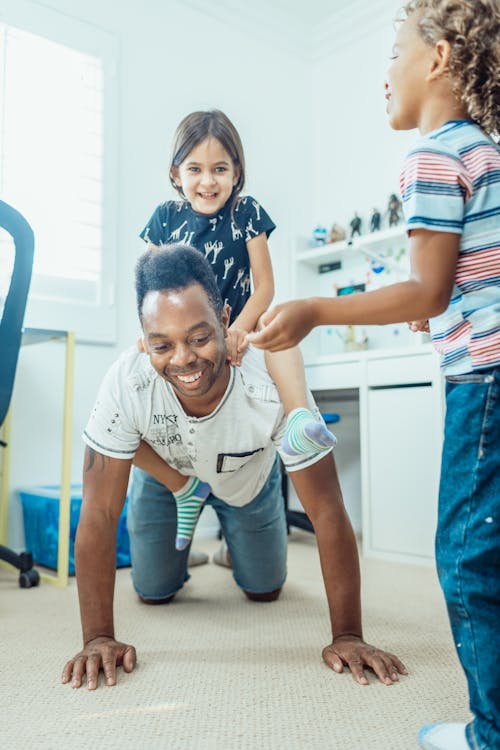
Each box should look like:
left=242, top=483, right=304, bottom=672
left=436, top=367, right=500, bottom=750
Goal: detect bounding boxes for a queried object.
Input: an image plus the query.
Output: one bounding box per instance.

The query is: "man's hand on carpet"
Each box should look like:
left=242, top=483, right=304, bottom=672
left=322, top=635, right=407, bottom=686
left=62, top=635, right=137, bottom=690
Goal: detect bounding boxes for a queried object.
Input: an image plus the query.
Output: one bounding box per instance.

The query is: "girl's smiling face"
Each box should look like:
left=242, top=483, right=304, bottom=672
left=171, top=137, right=240, bottom=215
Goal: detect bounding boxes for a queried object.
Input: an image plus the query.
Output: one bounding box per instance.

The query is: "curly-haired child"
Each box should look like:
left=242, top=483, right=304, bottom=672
left=249, top=2, right=500, bottom=748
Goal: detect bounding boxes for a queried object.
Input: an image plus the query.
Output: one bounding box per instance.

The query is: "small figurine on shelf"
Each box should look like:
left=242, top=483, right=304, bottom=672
left=387, top=193, right=403, bottom=226
left=328, top=223, right=346, bottom=244
left=349, top=212, right=362, bottom=239
left=312, top=225, right=328, bottom=245
left=343, top=325, right=368, bottom=352
left=370, top=208, right=381, bottom=232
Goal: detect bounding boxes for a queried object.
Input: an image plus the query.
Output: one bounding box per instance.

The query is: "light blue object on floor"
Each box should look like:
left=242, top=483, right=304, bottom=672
left=418, top=722, right=470, bottom=750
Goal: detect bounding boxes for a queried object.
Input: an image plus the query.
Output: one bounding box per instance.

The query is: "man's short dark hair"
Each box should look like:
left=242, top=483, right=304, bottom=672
left=135, top=243, right=225, bottom=323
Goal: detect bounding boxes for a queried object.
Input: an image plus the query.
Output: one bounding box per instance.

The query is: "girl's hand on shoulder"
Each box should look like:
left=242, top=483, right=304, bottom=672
left=408, top=319, right=430, bottom=333
left=227, top=327, right=249, bottom=366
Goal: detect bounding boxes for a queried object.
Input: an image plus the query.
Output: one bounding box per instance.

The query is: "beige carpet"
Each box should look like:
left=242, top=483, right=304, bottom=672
left=1, top=532, right=469, bottom=750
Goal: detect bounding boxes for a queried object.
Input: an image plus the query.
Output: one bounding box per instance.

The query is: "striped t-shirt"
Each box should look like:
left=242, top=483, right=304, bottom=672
left=400, top=120, right=500, bottom=375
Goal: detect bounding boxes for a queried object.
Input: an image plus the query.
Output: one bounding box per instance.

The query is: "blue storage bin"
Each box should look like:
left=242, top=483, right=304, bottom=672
left=18, top=484, right=131, bottom=574
left=321, top=412, right=341, bottom=424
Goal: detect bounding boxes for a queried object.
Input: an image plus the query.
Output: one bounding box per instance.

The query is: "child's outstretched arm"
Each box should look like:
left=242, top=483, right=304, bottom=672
left=247, top=229, right=459, bottom=352
left=133, top=441, right=210, bottom=551
left=227, top=233, right=274, bottom=365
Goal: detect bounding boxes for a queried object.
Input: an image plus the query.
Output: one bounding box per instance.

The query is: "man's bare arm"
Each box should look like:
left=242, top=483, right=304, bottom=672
left=62, top=447, right=135, bottom=689
left=290, top=453, right=407, bottom=685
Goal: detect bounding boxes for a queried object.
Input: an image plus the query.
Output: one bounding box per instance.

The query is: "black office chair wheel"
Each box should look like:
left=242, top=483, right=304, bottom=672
left=19, top=568, right=40, bottom=588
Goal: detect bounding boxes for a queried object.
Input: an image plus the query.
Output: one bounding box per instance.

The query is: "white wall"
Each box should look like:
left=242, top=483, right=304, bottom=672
left=5, top=0, right=312, bottom=546
left=310, top=0, right=416, bottom=232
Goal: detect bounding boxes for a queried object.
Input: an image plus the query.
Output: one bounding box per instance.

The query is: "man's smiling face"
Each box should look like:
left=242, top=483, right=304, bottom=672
left=141, top=283, right=230, bottom=406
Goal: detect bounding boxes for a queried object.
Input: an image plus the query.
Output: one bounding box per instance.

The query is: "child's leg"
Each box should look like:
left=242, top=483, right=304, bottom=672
left=428, top=370, right=500, bottom=750
left=264, top=347, right=336, bottom=456
left=172, top=477, right=211, bottom=550
left=133, top=441, right=210, bottom=551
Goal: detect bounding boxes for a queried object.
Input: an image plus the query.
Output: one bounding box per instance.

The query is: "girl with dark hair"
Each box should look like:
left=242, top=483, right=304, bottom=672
left=140, top=110, right=335, bottom=551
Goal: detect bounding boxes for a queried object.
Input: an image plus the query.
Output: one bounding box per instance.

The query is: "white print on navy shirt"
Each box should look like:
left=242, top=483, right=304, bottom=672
left=223, top=257, right=235, bottom=279
left=231, top=221, right=243, bottom=241
left=245, top=218, right=259, bottom=241
left=209, top=217, right=218, bottom=231
left=204, top=240, right=224, bottom=264
left=233, top=268, right=245, bottom=289
left=169, top=220, right=188, bottom=240
left=240, top=275, right=251, bottom=295
left=251, top=200, right=261, bottom=221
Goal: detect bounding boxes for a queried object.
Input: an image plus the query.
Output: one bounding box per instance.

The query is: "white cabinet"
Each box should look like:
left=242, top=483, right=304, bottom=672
left=362, top=379, right=442, bottom=562
left=304, top=349, right=444, bottom=565
left=361, top=351, right=444, bottom=563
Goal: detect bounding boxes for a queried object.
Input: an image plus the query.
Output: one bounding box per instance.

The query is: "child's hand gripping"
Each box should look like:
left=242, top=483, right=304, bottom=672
left=226, top=326, right=249, bottom=366
left=408, top=319, right=430, bottom=333
left=246, top=300, right=317, bottom=352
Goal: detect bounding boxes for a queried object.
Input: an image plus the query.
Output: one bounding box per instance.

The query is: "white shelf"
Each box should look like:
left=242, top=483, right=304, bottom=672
left=296, top=225, right=407, bottom=267
left=304, top=342, right=434, bottom=368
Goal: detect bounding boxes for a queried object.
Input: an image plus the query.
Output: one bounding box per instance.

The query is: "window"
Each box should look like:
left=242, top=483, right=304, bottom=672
left=0, top=1, right=117, bottom=343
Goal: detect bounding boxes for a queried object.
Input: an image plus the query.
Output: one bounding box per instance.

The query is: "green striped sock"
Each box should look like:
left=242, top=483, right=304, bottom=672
left=282, top=408, right=337, bottom=456
left=173, top=477, right=211, bottom=551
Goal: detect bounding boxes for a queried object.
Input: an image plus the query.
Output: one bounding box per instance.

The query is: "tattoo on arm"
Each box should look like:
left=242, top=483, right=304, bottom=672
left=84, top=447, right=108, bottom=474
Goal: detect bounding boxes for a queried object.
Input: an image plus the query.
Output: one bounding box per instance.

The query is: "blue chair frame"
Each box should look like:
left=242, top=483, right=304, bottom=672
left=0, top=199, right=40, bottom=586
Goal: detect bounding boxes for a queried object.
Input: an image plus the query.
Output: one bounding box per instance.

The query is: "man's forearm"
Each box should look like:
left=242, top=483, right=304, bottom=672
left=290, top=455, right=362, bottom=639
left=75, top=510, right=118, bottom=644
left=313, top=507, right=362, bottom=639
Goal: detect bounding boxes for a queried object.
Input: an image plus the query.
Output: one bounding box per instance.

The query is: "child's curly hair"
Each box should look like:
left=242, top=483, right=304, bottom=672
left=404, top=0, right=500, bottom=137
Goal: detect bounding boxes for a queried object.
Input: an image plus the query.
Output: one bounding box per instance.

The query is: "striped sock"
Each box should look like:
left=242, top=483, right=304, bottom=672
left=281, top=407, right=337, bottom=456
left=173, top=477, right=211, bottom=551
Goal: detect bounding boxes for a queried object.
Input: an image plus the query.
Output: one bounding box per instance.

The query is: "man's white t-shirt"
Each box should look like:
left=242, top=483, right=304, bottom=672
left=83, top=345, right=330, bottom=507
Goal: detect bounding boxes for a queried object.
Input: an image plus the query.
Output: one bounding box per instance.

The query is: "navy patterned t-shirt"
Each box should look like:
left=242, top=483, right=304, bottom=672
left=140, top=195, right=276, bottom=322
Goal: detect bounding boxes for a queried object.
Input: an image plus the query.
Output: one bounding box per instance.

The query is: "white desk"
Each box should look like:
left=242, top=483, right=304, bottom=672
left=303, top=345, right=444, bottom=565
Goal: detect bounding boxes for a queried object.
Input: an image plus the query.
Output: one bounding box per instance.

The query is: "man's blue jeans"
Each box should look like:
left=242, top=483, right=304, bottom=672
left=436, top=368, right=500, bottom=750
left=127, top=456, right=288, bottom=600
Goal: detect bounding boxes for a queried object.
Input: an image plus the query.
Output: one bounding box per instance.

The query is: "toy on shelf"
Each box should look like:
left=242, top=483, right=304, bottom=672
left=328, top=223, right=346, bottom=244
left=387, top=193, right=403, bottom=226
left=343, top=324, right=368, bottom=352
left=370, top=208, right=381, bottom=232
left=312, top=225, right=328, bottom=245
left=349, top=212, right=362, bottom=239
